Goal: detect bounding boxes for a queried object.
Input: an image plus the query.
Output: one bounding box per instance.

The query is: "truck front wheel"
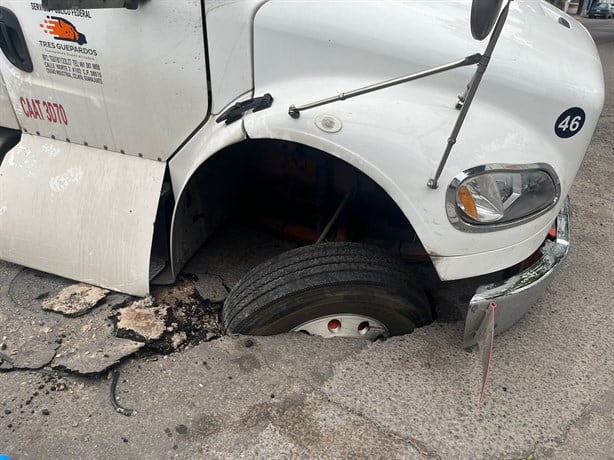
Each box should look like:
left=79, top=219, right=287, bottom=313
left=221, top=243, right=433, bottom=340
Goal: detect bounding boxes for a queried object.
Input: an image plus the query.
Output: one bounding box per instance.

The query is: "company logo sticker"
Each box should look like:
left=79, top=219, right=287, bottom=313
left=40, top=16, right=87, bottom=46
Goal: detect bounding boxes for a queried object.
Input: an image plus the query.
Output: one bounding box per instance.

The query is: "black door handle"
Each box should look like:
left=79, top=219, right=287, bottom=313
left=0, top=7, right=33, bottom=73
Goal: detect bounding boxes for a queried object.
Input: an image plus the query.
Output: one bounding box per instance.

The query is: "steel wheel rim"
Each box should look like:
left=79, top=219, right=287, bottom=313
left=291, top=314, right=389, bottom=340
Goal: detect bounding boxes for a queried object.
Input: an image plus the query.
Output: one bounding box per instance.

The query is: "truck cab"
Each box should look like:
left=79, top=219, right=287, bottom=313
left=0, top=1, right=604, bottom=346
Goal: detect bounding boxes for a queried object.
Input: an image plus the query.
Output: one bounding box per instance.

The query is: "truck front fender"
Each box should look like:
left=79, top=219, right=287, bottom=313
left=246, top=0, right=603, bottom=280
left=241, top=84, right=581, bottom=281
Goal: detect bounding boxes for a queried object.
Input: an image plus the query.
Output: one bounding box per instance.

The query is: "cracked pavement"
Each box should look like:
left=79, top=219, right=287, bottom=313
left=1, top=19, right=614, bottom=460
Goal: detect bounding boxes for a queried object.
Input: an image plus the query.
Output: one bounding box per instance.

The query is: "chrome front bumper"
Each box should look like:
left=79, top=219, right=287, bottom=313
left=463, top=198, right=571, bottom=348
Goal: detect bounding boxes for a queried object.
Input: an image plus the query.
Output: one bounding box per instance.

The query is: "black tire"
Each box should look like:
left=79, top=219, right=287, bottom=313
left=222, top=242, right=432, bottom=337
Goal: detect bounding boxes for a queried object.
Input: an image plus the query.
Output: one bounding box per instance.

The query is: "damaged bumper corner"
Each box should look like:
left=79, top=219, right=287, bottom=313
left=463, top=198, right=571, bottom=348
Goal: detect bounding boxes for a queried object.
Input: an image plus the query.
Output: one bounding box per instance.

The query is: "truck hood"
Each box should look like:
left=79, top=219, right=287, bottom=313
left=253, top=0, right=603, bottom=132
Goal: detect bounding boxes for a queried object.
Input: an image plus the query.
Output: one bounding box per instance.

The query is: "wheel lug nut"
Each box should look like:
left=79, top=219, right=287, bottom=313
left=358, top=321, right=370, bottom=335
left=327, top=319, right=341, bottom=333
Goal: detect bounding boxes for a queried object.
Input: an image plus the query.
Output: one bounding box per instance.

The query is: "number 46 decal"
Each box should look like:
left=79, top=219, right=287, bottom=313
left=555, top=107, right=586, bottom=139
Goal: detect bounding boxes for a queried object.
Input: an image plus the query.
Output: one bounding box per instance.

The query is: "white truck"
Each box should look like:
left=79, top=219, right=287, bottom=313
left=0, top=0, right=604, bottom=349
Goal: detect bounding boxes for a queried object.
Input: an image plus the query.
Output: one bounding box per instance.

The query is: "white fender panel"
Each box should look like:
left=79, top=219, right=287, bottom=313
left=0, top=135, right=165, bottom=295
left=168, top=106, right=247, bottom=279
left=243, top=95, right=570, bottom=281
left=246, top=0, right=603, bottom=280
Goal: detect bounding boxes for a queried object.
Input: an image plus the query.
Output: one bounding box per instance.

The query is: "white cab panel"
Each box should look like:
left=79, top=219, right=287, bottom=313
left=205, top=0, right=268, bottom=114
left=0, top=1, right=209, bottom=160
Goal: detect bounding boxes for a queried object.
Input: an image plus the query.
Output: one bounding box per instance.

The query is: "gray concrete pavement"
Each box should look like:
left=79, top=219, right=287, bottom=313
left=1, top=18, right=614, bottom=460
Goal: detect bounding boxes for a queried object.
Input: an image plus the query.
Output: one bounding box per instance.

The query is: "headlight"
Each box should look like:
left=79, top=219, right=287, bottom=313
left=447, top=164, right=560, bottom=231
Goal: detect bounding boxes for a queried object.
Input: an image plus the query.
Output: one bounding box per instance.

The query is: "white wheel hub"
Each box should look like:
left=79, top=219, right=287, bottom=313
left=291, top=314, right=388, bottom=340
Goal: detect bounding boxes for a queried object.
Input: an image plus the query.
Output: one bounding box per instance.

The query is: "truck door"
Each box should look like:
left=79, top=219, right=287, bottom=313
left=0, top=1, right=210, bottom=296
left=0, top=1, right=209, bottom=159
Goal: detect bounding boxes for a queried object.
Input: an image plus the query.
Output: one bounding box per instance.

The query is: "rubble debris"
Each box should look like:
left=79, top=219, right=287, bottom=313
left=41, top=283, right=109, bottom=317
left=104, top=293, right=133, bottom=310
left=10, top=338, right=60, bottom=370
left=3, top=269, right=141, bottom=375
left=152, top=277, right=198, bottom=307
left=1, top=337, right=60, bottom=371
left=110, top=369, right=135, bottom=416
left=52, top=338, right=144, bottom=376
left=171, top=332, right=187, bottom=349
left=115, top=297, right=169, bottom=342
left=2, top=272, right=222, bottom=377
left=50, top=305, right=144, bottom=375
left=50, top=381, right=67, bottom=392
left=193, top=274, right=229, bottom=303
left=144, top=277, right=222, bottom=353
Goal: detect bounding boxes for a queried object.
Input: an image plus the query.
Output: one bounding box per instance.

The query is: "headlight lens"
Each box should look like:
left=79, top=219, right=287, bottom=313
left=448, top=166, right=559, bottom=228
